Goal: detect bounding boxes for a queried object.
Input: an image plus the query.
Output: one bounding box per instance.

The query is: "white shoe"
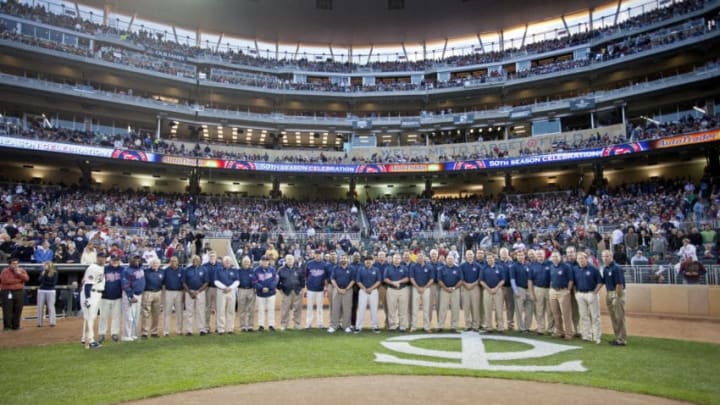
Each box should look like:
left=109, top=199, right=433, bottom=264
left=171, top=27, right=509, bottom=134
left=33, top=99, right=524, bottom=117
left=327, top=327, right=336, bottom=333
left=344, top=327, right=352, bottom=333
left=121, top=337, right=134, bottom=342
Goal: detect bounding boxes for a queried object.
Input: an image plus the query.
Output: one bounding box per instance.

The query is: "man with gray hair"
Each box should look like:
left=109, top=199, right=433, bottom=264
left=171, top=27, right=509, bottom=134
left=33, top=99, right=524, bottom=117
left=215, top=256, right=239, bottom=334
left=278, top=254, right=305, bottom=331
left=141, top=258, right=164, bottom=339
left=237, top=256, right=256, bottom=332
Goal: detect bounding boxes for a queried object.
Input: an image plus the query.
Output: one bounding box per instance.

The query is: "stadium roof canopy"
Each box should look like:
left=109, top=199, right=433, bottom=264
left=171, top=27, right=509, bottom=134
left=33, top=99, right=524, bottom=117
left=79, top=0, right=613, bottom=47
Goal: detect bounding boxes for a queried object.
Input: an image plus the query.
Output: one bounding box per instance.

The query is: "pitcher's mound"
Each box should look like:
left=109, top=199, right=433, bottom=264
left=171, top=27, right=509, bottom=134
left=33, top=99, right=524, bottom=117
left=126, top=375, right=689, bottom=404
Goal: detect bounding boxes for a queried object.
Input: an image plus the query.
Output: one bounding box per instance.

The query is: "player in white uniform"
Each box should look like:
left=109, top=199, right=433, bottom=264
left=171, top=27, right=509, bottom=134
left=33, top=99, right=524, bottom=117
left=81, top=252, right=107, bottom=349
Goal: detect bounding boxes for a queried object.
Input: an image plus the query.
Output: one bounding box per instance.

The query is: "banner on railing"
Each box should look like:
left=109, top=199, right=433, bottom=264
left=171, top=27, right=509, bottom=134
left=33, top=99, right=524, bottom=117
left=1, top=127, right=719, bottom=174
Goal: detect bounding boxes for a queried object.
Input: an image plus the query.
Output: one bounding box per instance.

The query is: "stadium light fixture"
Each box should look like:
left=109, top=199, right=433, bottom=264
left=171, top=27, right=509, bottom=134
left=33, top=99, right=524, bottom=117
left=693, top=106, right=706, bottom=114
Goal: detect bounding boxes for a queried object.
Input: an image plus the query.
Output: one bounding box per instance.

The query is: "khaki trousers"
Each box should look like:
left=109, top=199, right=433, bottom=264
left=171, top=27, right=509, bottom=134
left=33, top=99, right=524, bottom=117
left=576, top=291, right=601, bottom=343
left=533, top=287, right=553, bottom=334
left=216, top=288, right=237, bottom=333
left=411, top=287, right=433, bottom=330
left=163, top=290, right=184, bottom=335
left=183, top=291, right=206, bottom=334
left=438, top=289, right=460, bottom=330
left=549, top=288, right=573, bottom=338
left=606, top=291, right=627, bottom=344
left=514, top=287, right=534, bottom=332
left=237, top=288, right=256, bottom=330
left=205, top=287, right=217, bottom=332
left=386, top=287, right=409, bottom=330
left=280, top=291, right=303, bottom=329
left=141, top=290, right=162, bottom=336
left=483, top=289, right=505, bottom=331
left=461, top=286, right=481, bottom=330
left=503, top=286, right=515, bottom=330
left=330, top=288, right=353, bottom=329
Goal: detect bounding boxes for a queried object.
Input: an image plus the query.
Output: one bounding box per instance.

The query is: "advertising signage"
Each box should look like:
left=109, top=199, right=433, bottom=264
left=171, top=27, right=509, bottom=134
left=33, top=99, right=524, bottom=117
left=1, top=129, right=718, bottom=174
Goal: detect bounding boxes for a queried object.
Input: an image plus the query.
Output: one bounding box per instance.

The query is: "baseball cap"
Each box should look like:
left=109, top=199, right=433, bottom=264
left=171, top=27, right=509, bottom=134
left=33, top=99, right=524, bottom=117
left=97, top=252, right=107, bottom=258
left=261, top=255, right=269, bottom=260
left=314, top=249, right=322, bottom=254
left=110, top=254, right=121, bottom=261
left=363, top=256, right=374, bottom=261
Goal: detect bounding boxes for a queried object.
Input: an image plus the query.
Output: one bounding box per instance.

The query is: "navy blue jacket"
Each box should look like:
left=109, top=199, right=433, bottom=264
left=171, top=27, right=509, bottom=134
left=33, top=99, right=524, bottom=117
left=253, top=266, right=278, bottom=297
left=278, top=264, right=305, bottom=294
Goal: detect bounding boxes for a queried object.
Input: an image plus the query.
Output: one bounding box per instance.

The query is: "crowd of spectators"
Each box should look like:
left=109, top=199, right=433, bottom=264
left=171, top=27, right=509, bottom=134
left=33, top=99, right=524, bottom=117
left=0, top=0, right=716, bottom=92
left=285, top=201, right=361, bottom=234
left=0, top=173, right=718, bottom=282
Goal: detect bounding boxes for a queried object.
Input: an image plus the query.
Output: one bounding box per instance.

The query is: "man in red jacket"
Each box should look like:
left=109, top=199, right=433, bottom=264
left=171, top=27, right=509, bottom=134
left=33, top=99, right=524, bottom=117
left=1, top=257, right=29, bottom=330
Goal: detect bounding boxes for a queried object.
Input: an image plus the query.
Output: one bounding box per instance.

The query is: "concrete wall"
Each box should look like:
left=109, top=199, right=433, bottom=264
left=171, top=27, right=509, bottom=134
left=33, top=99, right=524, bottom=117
left=599, top=285, right=720, bottom=318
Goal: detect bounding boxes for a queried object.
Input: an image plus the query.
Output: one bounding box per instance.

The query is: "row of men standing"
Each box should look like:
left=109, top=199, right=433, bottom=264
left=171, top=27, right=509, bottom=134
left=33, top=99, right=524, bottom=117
left=79, top=245, right=627, bottom=346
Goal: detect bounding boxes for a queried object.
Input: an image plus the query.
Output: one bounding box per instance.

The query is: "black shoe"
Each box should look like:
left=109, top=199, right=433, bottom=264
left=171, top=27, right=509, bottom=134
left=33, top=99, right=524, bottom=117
left=186, top=333, right=193, bottom=336
left=111, top=334, right=119, bottom=342
left=268, top=326, right=276, bottom=332
left=372, top=328, right=380, bottom=334
left=151, top=334, right=159, bottom=338
left=199, top=331, right=207, bottom=336
left=227, top=331, right=234, bottom=335
left=141, top=335, right=148, bottom=340
left=450, top=328, right=458, bottom=333
left=247, top=328, right=254, bottom=332
left=609, top=340, right=627, bottom=346
left=258, top=326, right=265, bottom=332
left=89, top=341, right=101, bottom=349
left=217, top=332, right=224, bottom=335
left=98, top=335, right=106, bottom=344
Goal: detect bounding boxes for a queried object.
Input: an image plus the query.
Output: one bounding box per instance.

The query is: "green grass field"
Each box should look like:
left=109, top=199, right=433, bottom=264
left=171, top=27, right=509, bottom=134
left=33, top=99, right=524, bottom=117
left=1, top=330, right=718, bottom=405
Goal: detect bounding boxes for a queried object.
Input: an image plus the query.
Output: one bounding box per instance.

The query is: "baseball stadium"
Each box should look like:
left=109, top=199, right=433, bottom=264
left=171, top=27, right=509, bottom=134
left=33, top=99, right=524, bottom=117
left=0, top=0, right=719, bottom=403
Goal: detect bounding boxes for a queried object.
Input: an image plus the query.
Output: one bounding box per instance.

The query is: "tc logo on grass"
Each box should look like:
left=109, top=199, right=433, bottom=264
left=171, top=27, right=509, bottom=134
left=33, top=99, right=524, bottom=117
left=375, top=332, right=586, bottom=372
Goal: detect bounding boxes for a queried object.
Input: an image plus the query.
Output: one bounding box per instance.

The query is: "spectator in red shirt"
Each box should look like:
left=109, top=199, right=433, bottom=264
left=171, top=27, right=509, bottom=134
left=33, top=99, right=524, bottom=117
left=1, top=257, right=30, bottom=330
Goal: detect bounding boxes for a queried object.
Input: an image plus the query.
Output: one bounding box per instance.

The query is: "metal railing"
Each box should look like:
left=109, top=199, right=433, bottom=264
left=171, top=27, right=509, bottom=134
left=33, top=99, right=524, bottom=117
left=620, top=264, right=719, bottom=285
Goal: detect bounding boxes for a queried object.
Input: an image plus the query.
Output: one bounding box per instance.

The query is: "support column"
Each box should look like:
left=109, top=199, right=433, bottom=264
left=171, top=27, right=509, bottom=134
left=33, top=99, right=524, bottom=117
left=270, top=177, right=281, bottom=199
left=590, top=112, right=595, bottom=129
left=348, top=177, right=357, bottom=199
left=188, top=168, right=201, bottom=196
left=78, top=161, right=92, bottom=190
left=103, top=4, right=110, bottom=27
left=195, top=28, right=201, bottom=48
left=504, top=172, right=512, bottom=193
left=707, top=147, right=720, bottom=178
left=156, top=115, right=162, bottom=140
left=593, top=163, right=605, bottom=189
left=423, top=177, right=433, bottom=198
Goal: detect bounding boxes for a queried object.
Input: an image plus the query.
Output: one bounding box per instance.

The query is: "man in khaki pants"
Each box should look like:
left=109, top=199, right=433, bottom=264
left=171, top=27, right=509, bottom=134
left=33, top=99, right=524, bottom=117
left=509, top=250, right=533, bottom=333
left=480, top=253, right=505, bottom=332
left=375, top=251, right=389, bottom=329
left=278, top=255, right=304, bottom=331
left=528, top=250, right=553, bottom=335
left=162, top=257, right=184, bottom=336
left=437, top=255, right=461, bottom=332
left=141, top=258, right=164, bottom=338
left=383, top=253, right=410, bottom=331
left=409, top=252, right=435, bottom=332
left=548, top=251, right=574, bottom=340
left=328, top=254, right=356, bottom=333
left=460, top=250, right=481, bottom=331
left=602, top=250, right=627, bottom=346
left=214, top=256, right=239, bottom=334
left=236, top=256, right=256, bottom=332
left=182, top=255, right=208, bottom=335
